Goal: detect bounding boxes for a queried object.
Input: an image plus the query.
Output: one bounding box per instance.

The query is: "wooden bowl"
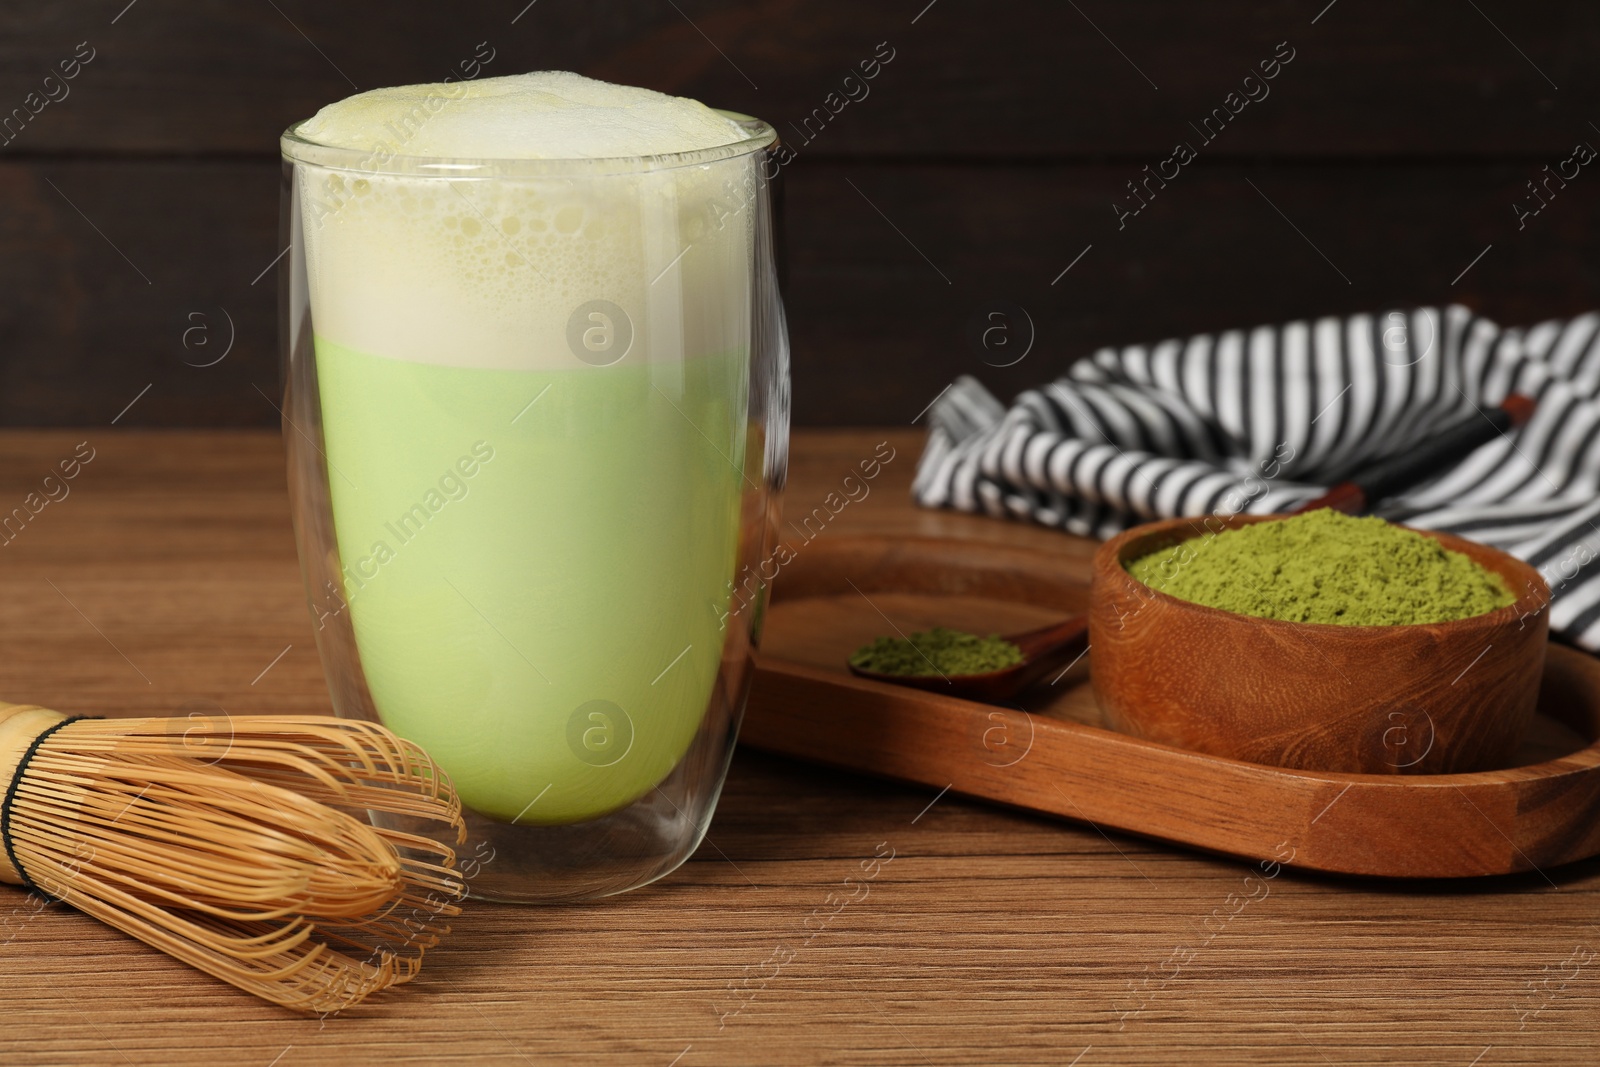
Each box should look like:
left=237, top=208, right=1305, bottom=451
left=1088, top=514, right=1550, bottom=774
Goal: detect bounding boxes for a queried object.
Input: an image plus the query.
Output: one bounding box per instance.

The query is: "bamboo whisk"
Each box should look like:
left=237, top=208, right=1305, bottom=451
left=0, top=703, right=467, bottom=1013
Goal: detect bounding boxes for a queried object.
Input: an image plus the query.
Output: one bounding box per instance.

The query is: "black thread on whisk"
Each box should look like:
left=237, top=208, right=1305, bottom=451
left=2, top=716, right=95, bottom=902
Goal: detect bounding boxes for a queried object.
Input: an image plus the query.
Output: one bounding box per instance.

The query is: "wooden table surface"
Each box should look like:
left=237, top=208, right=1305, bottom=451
left=0, top=427, right=1596, bottom=1066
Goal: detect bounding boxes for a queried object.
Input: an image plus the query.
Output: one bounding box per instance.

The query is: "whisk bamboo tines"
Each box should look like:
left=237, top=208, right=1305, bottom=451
left=0, top=703, right=467, bottom=1014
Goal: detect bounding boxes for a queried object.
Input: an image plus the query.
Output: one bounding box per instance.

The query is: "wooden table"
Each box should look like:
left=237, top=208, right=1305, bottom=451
left=0, top=428, right=1595, bottom=1066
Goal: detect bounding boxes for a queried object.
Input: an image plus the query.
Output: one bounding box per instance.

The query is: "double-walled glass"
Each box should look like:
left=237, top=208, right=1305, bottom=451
left=278, top=115, right=788, bottom=902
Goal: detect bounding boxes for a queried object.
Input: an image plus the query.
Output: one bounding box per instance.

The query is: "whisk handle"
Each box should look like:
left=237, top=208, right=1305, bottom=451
left=0, top=703, right=68, bottom=888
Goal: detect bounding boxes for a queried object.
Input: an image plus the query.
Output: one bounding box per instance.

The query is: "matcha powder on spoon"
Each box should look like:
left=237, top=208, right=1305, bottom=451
left=850, top=627, right=1025, bottom=677
left=1126, top=509, right=1516, bottom=626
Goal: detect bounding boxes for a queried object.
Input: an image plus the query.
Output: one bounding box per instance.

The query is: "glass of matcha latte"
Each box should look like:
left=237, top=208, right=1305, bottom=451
left=278, top=73, right=788, bottom=901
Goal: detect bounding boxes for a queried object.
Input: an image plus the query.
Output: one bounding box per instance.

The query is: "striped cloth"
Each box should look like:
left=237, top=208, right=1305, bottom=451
left=912, top=305, right=1600, bottom=651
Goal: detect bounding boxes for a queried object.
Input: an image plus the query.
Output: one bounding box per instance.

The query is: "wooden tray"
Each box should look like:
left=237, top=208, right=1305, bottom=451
left=742, top=535, right=1600, bottom=878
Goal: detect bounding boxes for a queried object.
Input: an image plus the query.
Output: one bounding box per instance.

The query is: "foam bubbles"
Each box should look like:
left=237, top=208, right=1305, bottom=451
left=291, top=74, right=764, bottom=371
left=296, top=71, right=749, bottom=161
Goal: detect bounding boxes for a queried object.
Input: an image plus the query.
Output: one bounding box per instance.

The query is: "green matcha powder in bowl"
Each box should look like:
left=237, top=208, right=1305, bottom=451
left=1123, top=509, right=1516, bottom=626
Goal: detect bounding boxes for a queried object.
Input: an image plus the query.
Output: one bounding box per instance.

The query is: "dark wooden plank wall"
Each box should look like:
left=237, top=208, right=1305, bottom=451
left=1, top=1, right=1596, bottom=427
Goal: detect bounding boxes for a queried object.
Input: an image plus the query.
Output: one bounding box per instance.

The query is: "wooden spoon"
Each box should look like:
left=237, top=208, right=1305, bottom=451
left=847, top=616, right=1089, bottom=702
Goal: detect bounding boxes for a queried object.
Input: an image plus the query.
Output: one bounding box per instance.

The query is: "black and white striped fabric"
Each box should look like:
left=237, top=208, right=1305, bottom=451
left=912, top=305, right=1600, bottom=651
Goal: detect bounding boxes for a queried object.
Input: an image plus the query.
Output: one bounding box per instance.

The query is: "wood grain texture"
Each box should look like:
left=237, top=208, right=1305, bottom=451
left=0, top=1, right=1594, bottom=157
left=749, top=647, right=1600, bottom=879
left=1090, top=515, right=1550, bottom=775
left=3, top=2, right=1600, bottom=428
left=5, top=158, right=1600, bottom=429
left=746, top=533, right=1598, bottom=876
left=0, top=427, right=1595, bottom=1064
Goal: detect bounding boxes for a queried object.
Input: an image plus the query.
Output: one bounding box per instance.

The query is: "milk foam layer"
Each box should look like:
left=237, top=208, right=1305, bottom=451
left=297, top=71, right=749, bottom=160
left=291, top=73, right=765, bottom=370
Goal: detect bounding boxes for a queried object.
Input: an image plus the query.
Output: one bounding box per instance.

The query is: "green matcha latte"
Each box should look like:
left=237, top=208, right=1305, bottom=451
left=295, top=73, right=758, bottom=825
